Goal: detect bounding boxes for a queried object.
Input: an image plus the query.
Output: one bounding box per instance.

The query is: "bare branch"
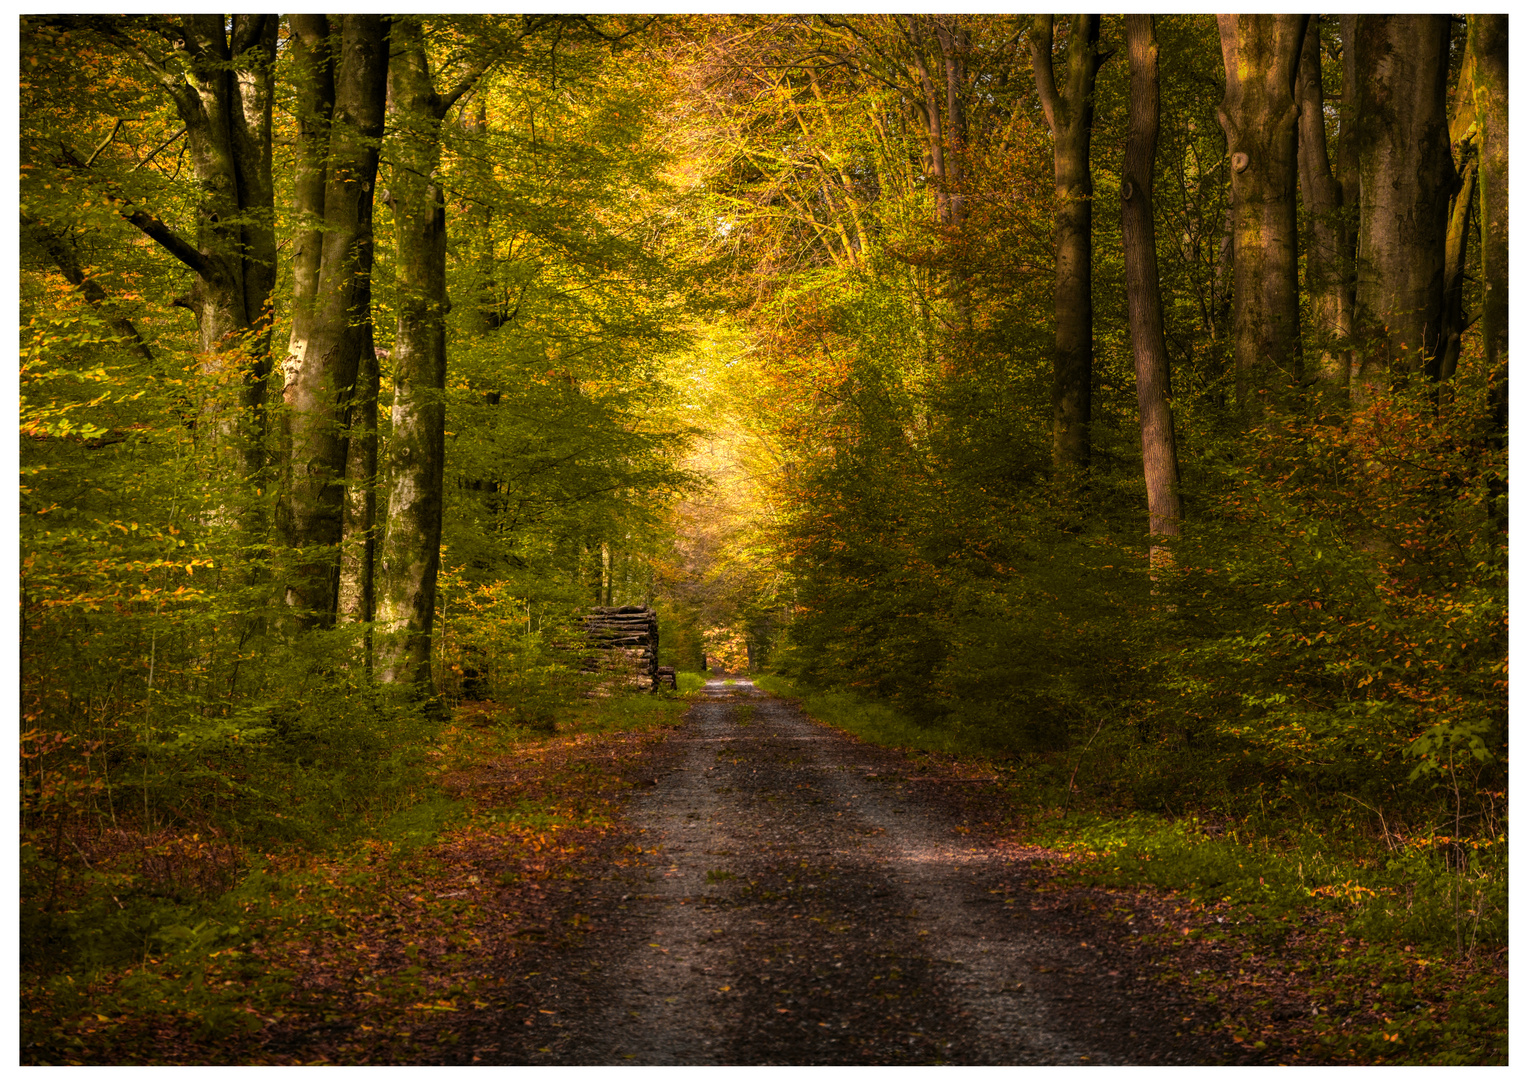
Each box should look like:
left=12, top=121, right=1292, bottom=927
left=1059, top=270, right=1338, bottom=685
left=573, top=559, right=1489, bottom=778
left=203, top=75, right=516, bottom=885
left=21, top=212, right=156, bottom=363
left=131, top=125, right=186, bottom=171
left=570, top=15, right=659, bottom=44
left=123, top=208, right=215, bottom=278
left=83, top=118, right=125, bottom=167
left=55, top=143, right=214, bottom=279
left=438, top=58, right=493, bottom=118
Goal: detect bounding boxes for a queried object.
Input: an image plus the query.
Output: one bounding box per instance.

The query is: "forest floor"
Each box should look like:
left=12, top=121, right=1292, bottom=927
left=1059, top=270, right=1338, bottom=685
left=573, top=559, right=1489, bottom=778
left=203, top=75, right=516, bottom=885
left=27, top=679, right=1503, bottom=1065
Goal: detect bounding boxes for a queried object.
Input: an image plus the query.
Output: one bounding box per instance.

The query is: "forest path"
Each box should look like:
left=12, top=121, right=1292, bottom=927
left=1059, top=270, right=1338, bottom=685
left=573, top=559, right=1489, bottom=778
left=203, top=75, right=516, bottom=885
left=472, top=680, right=1220, bottom=1065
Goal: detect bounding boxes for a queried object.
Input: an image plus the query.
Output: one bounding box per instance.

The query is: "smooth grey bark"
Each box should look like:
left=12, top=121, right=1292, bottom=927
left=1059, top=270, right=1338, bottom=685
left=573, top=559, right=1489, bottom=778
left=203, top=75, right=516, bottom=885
left=1217, top=14, right=1308, bottom=419
left=1121, top=15, right=1182, bottom=559
left=1295, top=17, right=1351, bottom=408
left=72, top=16, right=277, bottom=475
left=1468, top=14, right=1508, bottom=532
left=1469, top=15, right=1508, bottom=435
left=1350, top=15, right=1453, bottom=410
left=1436, top=158, right=1477, bottom=389
left=180, top=15, right=278, bottom=473
left=283, top=15, right=334, bottom=370
left=375, top=18, right=492, bottom=694
left=1336, top=15, right=1361, bottom=323
left=1032, top=14, right=1104, bottom=473
left=338, top=337, right=379, bottom=631
left=280, top=16, right=390, bottom=625
left=1435, top=39, right=1479, bottom=391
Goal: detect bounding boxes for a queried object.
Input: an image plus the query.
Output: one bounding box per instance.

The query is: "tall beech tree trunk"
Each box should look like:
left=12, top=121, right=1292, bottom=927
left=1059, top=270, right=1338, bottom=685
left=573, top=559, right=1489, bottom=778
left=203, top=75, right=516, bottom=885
left=280, top=16, right=390, bottom=625
left=66, top=16, right=277, bottom=476
left=1468, top=13, right=1508, bottom=532
left=1032, top=14, right=1104, bottom=474
left=331, top=21, right=387, bottom=635
left=1435, top=158, right=1478, bottom=389
left=376, top=21, right=448, bottom=694
left=929, top=16, right=972, bottom=327
left=1295, top=17, right=1351, bottom=408
left=1337, top=16, right=1361, bottom=329
left=1217, top=14, right=1307, bottom=419
left=1121, top=15, right=1181, bottom=564
left=164, top=16, right=279, bottom=477
left=375, top=19, right=493, bottom=695
left=1350, top=15, right=1453, bottom=410
left=284, top=15, right=334, bottom=392
left=1471, top=14, right=1509, bottom=362
left=286, top=16, right=380, bottom=639
left=338, top=336, right=380, bottom=632
left=1435, top=35, right=1480, bottom=391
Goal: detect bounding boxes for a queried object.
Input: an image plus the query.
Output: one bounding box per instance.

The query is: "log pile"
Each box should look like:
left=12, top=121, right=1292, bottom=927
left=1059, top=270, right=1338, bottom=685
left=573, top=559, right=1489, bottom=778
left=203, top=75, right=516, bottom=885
left=580, top=605, right=659, bottom=693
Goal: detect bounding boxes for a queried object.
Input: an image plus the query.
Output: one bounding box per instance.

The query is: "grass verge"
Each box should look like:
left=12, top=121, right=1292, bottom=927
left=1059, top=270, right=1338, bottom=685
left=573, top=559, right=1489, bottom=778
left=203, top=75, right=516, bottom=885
left=752, top=674, right=973, bottom=756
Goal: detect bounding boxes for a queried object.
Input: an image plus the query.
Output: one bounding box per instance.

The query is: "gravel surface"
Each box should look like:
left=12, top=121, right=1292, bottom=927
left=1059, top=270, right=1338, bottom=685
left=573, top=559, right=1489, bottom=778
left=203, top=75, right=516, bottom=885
left=471, top=680, right=1235, bottom=1065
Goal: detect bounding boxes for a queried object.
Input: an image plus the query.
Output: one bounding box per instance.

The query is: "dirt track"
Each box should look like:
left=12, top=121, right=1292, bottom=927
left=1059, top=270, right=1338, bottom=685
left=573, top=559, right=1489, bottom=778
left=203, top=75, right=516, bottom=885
left=466, top=679, right=1235, bottom=1065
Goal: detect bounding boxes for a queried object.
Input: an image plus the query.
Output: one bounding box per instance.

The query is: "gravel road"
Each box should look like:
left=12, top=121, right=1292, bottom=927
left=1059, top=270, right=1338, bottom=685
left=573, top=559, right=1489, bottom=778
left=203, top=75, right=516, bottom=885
left=476, top=679, right=1227, bottom=1065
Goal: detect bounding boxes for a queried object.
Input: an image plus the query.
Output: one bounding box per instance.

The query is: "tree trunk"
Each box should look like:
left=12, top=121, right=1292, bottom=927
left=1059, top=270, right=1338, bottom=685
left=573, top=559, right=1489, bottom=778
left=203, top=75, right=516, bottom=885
left=1032, top=14, right=1104, bottom=474
left=1435, top=34, right=1480, bottom=392
left=1336, top=16, right=1361, bottom=329
left=227, top=16, right=277, bottom=395
left=1121, top=15, right=1182, bottom=564
left=279, top=13, right=333, bottom=622
left=1350, top=15, right=1453, bottom=409
left=280, top=16, right=390, bottom=625
left=1468, top=13, right=1507, bottom=532
left=375, top=19, right=451, bottom=696
left=1435, top=157, right=1477, bottom=389
left=1295, top=17, right=1350, bottom=409
left=171, top=17, right=277, bottom=477
left=77, top=16, right=277, bottom=476
left=1217, top=14, right=1308, bottom=419
left=338, top=337, right=379, bottom=633
left=283, top=15, right=333, bottom=386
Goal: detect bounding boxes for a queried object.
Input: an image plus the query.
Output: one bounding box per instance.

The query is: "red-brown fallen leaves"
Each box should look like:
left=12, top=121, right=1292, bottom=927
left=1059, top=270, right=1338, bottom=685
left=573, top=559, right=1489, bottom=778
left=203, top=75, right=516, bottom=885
left=22, top=720, right=677, bottom=1065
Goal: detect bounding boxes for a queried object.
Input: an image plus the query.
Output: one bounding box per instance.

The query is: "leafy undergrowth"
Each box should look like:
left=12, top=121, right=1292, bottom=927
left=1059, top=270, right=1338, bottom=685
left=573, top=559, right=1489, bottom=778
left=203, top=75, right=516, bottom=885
left=1017, top=814, right=1507, bottom=1066
left=21, top=690, right=693, bottom=1065
left=755, top=673, right=1508, bottom=1066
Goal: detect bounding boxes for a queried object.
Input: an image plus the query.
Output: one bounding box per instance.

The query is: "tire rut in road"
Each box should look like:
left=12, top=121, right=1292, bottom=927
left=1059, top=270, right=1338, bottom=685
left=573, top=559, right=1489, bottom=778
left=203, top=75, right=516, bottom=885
left=503, top=680, right=1139, bottom=1065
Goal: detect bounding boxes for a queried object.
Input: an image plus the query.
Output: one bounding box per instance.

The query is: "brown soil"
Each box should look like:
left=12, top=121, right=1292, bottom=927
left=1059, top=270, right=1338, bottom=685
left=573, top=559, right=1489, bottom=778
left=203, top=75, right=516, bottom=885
left=426, top=680, right=1244, bottom=1065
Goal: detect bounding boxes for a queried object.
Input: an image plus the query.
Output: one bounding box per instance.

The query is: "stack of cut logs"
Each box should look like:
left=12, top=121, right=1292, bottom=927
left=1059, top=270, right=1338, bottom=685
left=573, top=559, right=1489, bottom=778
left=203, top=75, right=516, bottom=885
left=580, top=605, right=659, bottom=693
